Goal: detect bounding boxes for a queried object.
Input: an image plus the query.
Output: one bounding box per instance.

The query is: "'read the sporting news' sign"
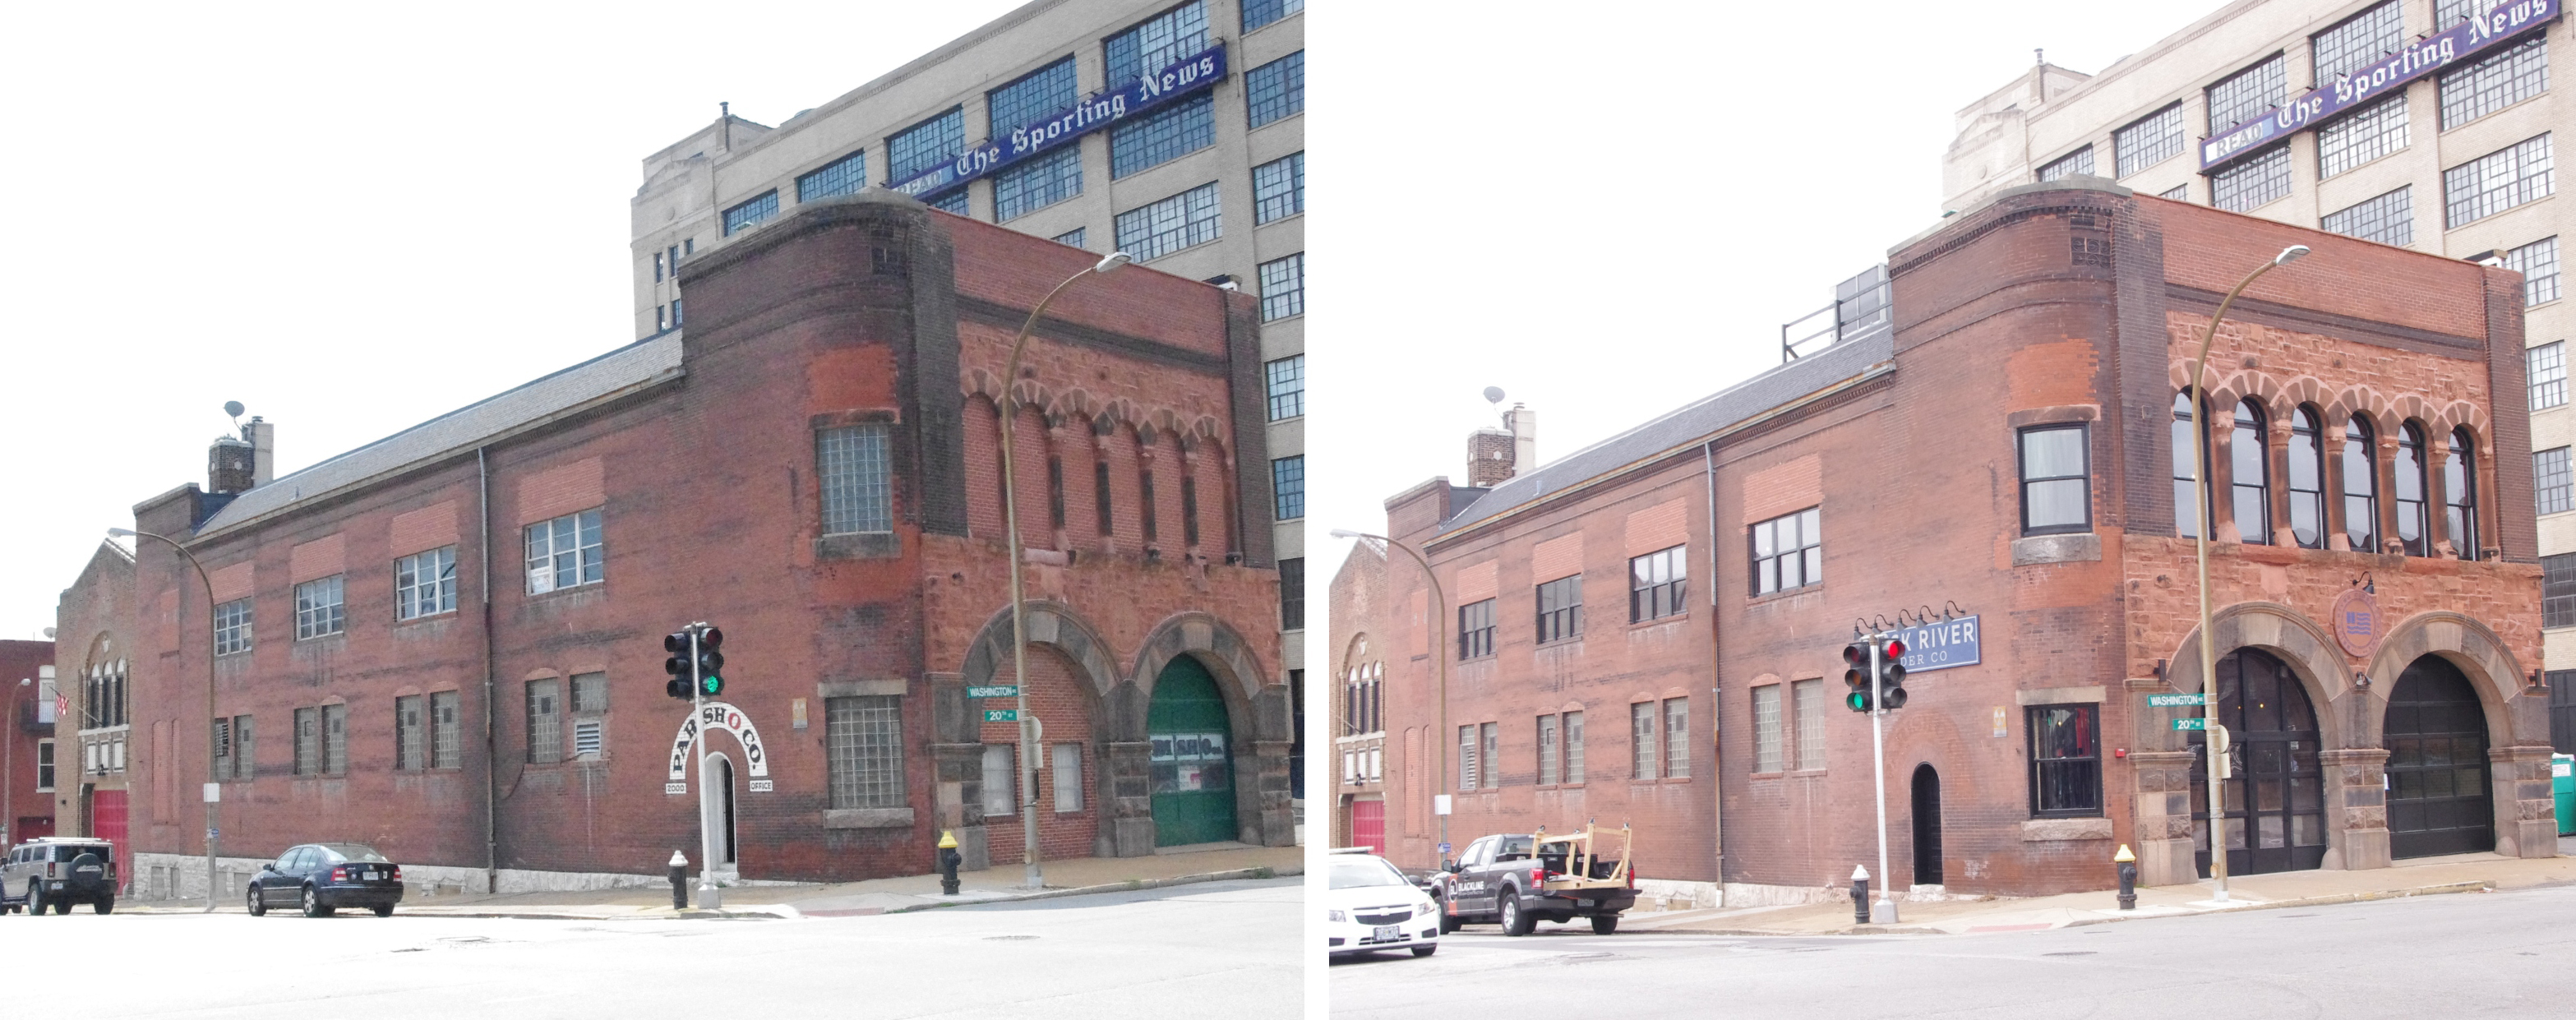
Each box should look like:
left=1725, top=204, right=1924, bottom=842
left=888, top=44, right=1227, bottom=201
left=2200, top=0, right=2560, bottom=171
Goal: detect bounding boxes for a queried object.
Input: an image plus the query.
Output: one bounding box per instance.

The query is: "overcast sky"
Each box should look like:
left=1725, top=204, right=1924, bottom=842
left=0, top=1, right=2209, bottom=640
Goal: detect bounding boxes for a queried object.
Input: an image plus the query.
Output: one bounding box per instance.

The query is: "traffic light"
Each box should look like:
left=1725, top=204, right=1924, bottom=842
left=1842, top=643, right=1875, bottom=713
left=664, top=632, right=693, bottom=700
left=695, top=626, right=726, bottom=698
left=1841, top=637, right=1911, bottom=712
left=1876, top=637, right=1909, bottom=710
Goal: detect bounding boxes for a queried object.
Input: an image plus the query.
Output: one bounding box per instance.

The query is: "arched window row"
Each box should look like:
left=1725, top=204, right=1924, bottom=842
left=2172, top=389, right=2490, bottom=560
left=963, top=392, right=1240, bottom=559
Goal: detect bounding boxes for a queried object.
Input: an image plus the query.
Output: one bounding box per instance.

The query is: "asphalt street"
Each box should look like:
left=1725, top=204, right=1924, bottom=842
left=0, top=877, right=1300, bottom=1018
left=1332, top=883, right=2576, bottom=1018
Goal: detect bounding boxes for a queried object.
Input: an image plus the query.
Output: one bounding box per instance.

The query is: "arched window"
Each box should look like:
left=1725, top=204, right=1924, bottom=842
left=2445, top=428, right=2479, bottom=561
left=2343, top=416, right=2378, bottom=552
left=2395, top=422, right=2429, bottom=556
left=2287, top=407, right=2324, bottom=548
left=2173, top=392, right=2208, bottom=538
left=2232, top=399, right=2270, bottom=544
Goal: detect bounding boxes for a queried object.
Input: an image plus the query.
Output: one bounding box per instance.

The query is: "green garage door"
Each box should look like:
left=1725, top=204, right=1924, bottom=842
left=1149, top=656, right=1238, bottom=847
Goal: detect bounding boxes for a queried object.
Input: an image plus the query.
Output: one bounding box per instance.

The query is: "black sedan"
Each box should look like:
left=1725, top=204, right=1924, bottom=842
left=247, top=843, right=405, bottom=918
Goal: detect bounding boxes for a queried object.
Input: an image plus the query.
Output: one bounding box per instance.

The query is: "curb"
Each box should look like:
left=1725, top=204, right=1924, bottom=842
left=1646, top=879, right=2499, bottom=938
left=877, top=865, right=1299, bottom=915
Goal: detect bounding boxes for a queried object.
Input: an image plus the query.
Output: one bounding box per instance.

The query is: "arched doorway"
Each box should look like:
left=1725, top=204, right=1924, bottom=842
left=2384, top=655, right=2494, bottom=857
left=2191, top=648, right=2326, bottom=877
left=701, top=753, right=738, bottom=867
left=1148, top=655, right=1238, bottom=847
left=1910, top=764, right=1942, bottom=887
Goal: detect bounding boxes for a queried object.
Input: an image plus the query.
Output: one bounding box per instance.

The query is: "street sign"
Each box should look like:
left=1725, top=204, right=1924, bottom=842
left=967, top=685, right=1019, bottom=699
left=984, top=708, right=1019, bottom=722
left=1438, top=842, right=1451, bottom=856
left=2148, top=694, right=2210, bottom=707
left=2172, top=718, right=2209, bottom=731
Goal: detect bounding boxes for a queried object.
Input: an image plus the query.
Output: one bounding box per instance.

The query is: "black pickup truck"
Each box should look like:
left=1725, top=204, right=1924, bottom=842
left=1423, top=828, right=1637, bottom=935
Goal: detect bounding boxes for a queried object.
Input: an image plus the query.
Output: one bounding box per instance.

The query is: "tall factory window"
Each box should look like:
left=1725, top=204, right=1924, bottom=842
left=2345, top=416, right=2380, bottom=552
left=1535, top=575, right=1582, bottom=644
left=2017, top=423, right=2090, bottom=535
left=1749, top=507, right=1821, bottom=595
left=2444, top=429, right=2481, bottom=560
left=2115, top=103, right=2186, bottom=178
left=2396, top=422, right=2431, bottom=556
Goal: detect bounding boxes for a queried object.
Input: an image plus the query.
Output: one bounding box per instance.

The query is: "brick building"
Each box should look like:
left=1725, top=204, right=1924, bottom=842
left=2, top=639, right=57, bottom=847
left=1341, top=178, right=2552, bottom=904
left=69, top=190, right=1287, bottom=900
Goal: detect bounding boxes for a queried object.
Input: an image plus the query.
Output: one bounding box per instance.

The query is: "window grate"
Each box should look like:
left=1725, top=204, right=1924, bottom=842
left=574, top=720, right=602, bottom=758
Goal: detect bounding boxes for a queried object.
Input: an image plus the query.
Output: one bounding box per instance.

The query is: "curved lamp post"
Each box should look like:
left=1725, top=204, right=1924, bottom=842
left=109, top=526, right=217, bottom=912
left=999, top=250, right=1129, bottom=890
left=2184, top=243, right=2308, bottom=903
left=1328, top=529, right=1449, bottom=861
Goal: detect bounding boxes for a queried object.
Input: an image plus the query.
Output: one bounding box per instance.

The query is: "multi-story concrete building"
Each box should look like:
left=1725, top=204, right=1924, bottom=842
left=626, top=2, right=1307, bottom=811
left=65, top=193, right=1287, bottom=900
left=2, top=641, right=57, bottom=848
left=1946, top=0, right=2576, bottom=749
left=1338, top=180, right=2554, bottom=905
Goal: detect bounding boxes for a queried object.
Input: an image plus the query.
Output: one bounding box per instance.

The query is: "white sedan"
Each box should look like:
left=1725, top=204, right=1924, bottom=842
left=1326, top=848, right=1440, bottom=959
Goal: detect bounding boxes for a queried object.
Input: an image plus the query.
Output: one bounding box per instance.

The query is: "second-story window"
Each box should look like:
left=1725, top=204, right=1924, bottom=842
left=818, top=424, right=893, bottom=535
left=2346, top=415, right=2380, bottom=552
left=1750, top=507, right=1821, bottom=595
left=1630, top=545, right=1687, bottom=622
left=214, top=598, right=252, bottom=657
left=293, top=575, right=344, bottom=640
left=722, top=190, right=779, bottom=237
left=525, top=508, right=604, bottom=594
left=2287, top=408, right=2326, bottom=548
left=1535, top=575, right=1582, bottom=644
left=2017, top=423, right=2089, bottom=535
left=2175, top=393, right=2207, bottom=538
left=2446, top=428, right=2481, bottom=560
left=2396, top=422, right=2431, bottom=556
left=1266, top=355, right=1304, bottom=420
left=2232, top=400, right=2271, bottom=544
left=395, top=546, right=458, bottom=621
left=2444, top=134, right=2554, bottom=229
left=1457, top=598, right=1495, bottom=659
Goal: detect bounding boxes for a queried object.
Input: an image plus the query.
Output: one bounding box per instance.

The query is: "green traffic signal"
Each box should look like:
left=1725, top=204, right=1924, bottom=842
left=1845, top=690, right=1872, bottom=713
left=699, top=672, right=724, bottom=697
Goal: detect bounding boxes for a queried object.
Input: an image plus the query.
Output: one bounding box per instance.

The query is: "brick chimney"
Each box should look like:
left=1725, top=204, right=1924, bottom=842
left=208, top=435, right=254, bottom=495
left=1464, top=402, right=1538, bottom=487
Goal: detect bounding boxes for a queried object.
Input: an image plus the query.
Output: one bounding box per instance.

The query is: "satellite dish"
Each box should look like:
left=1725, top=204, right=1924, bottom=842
left=1482, top=386, right=1505, bottom=406
left=224, top=400, right=245, bottom=418
left=42, top=626, right=56, bottom=639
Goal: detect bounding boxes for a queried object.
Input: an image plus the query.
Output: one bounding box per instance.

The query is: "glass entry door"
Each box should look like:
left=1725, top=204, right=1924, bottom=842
left=2191, top=648, right=2326, bottom=876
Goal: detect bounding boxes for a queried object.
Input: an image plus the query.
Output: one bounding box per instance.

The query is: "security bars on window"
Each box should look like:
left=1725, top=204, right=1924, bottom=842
left=524, top=508, right=604, bottom=593
left=828, top=695, right=905, bottom=810
left=2440, top=35, right=2546, bottom=129
left=1751, top=507, right=1821, bottom=595
left=2214, top=145, right=2294, bottom=211
left=1245, top=51, right=1303, bottom=128
left=1115, top=182, right=1221, bottom=261
left=1253, top=152, right=1304, bottom=224
left=294, top=575, right=344, bottom=640
left=2037, top=146, right=2094, bottom=182
left=1258, top=253, right=1304, bottom=321
left=1104, top=2, right=1209, bottom=86
left=395, top=546, right=457, bottom=621
left=889, top=108, right=966, bottom=182
left=2317, top=95, right=2408, bottom=178
left=2321, top=187, right=2413, bottom=247
left=1110, top=93, right=1215, bottom=178
left=2505, top=237, right=2561, bottom=306
left=2444, top=134, right=2553, bottom=228
left=819, top=424, right=893, bottom=534
left=2117, top=104, right=2186, bottom=178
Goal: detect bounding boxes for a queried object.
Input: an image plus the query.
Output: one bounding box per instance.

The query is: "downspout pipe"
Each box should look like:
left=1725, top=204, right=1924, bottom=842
left=481, top=446, right=499, bottom=893
left=1702, top=440, right=1723, bottom=898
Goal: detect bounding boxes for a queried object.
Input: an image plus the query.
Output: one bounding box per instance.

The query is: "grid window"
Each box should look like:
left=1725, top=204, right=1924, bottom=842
left=2288, top=408, right=2328, bottom=548
left=1663, top=698, right=1689, bottom=779
left=722, top=191, right=778, bottom=236
left=1565, top=710, right=1585, bottom=783
left=572, top=672, right=607, bottom=714
left=1258, top=253, right=1304, bottom=321
left=293, top=707, right=318, bottom=776
left=1480, top=722, right=1497, bottom=789
left=2444, top=134, right=2553, bottom=228
left=2546, top=553, right=2576, bottom=627
left=2019, top=423, right=2091, bottom=534
left=982, top=744, right=1018, bottom=815
left=672, top=298, right=684, bottom=325
left=1631, top=702, right=1657, bottom=781
left=396, top=695, right=424, bottom=771
left=2445, top=428, right=2480, bottom=560
left=1280, top=558, right=1304, bottom=630
left=2117, top=104, right=2187, bottom=178
left=2214, top=145, right=2293, bottom=211
left=2232, top=400, right=2272, bottom=545
left=2537, top=446, right=2572, bottom=515
left=2440, top=35, right=2547, bottom=129
left=889, top=108, right=966, bottom=182
left=1457, top=725, right=1477, bottom=791
left=995, top=145, right=1083, bottom=221
left=1052, top=743, right=1083, bottom=812
left=1253, top=152, right=1304, bottom=224
left=2029, top=704, right=2102, bottom=816
left=36, top=739, right=53, bottom=791
left=524, top=508, right=604, bottom=593
left=526, top=678, right=561, bottom=764
left=1242, top=0, right=1301, bottom=30
left=233, top=715, right=254, bottom=780
left=796, top=150, right=869, bottom=202
left=293, top=575, right=344, bottom=640
left=2437, top=0, right=2507, bottom=25
left=2160, top=182, right=2191, bottom=201
left=827, top=695, right=906, bottom=810
left=2037, top=145, right=2095, bottom=181
left=323, top=704, right=346, bottom=776
left=2505, top=237, right=2561, bottom=306
left=1458, top=598, right=1495, bottom=659
left=1793, top=680, right=1826, bottom=771
left=213, top=598, right=252, bottom=657
left=431, top=691, right=460, bottom=769
left=1272, top=455, right=1304, bottom=519
left=1265, top=355, right=1304, bottom=420
left=1110, top=93, right=1215, bottom=178
left=2398, top=422, right=2431, bottom=556
left=2532, top=341, right=2568, bottom=408
left=1535, top=575, right=1583, bottom=644
left=211, top=717, right=231, bottom=775
left=1114, top=182, right=1221, bottom=261
left=1245, top=51, right=1304, bottom=128
left=2177, top=394, right=2209, bottom=538
left=2321, top=187, right=2414, bottom=247
left=1629, top=545, right=1687, bottom=622
left=988, top=57, right=1078, bottom=139
left=1751, top=506, right=1821, bottom=595
left=1537, top=714, right=1559, bottom=785
left=1104, top=2, right=1209, bottom=86
left=928, top=190, right=969, bottom=215
left=1752, top=685, right=1782, bottom=773
left=819, top=424, right=893, bottom=534
left=395, top=546, right=458, bottom=621
left=2317, top=95, right=2408, bottom=178
left=2207, top=55, right=2287, bottom=132
left=2311, top=2, right=2404, bottom=85
left=1052, top=227, right=1087, bottom=250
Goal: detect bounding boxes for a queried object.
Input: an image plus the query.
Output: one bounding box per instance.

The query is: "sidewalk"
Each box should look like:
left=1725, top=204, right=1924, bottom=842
left=115, top=842, right=1302, bottom=921
left=1626, top=835, right=2576, bottom=936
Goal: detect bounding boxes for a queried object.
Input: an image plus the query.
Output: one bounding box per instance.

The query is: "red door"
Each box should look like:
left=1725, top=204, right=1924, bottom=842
left=12, top=817, right=50, bottom=840
left=1351, top=799, right=1386, bottom=856
left=92, top=791, right=127, bottom=894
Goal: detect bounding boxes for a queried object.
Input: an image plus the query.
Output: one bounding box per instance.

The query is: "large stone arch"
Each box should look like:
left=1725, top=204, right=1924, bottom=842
left=2365, top=611, right=2556, bottom=859
left=1101, top=612, right=1291, bottom=852
left=960, top=600, right=1122, bottom=699
left=2159, top=601, right=2352, bottom=750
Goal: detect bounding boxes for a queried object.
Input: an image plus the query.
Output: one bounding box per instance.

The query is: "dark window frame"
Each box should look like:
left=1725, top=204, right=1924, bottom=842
left=1535, top=575, right=1583, bottom=645
left=2016, top=422, right=2092, bottom=536
left=2027, top=704, right=2104, bottom=818
left=2445, top=427, right=2481, bottom=560
left=2287, top=406, right=2327, bottom=549
left=1748, top=507, right=1821, bottom=596
left=2397, top=421, right=2431, bottom=556
left=2345, top=414, right=2380, bottom=552
left=1279, top=557, right=1304, bottom=630
left=1629, top=545, right=1687, bottom=622
left=2546, top=553, right=2576, bottom=627
left=1457, top=598, right=1496, bottom=660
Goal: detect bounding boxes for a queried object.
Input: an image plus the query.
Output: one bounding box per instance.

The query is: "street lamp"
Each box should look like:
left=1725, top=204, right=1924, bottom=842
left=111, top=526, right=219, bottom=912
left=4, top=677, right=27, bottom=848
left=2184, top=243, right=2308, bottom=904
left=1328, top=529, right=1451, bottom=862
left=999, top=250, right=1130, bottom=890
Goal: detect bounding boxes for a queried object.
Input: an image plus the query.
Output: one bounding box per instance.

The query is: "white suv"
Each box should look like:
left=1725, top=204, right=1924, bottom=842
left=2, top=838, right=119, bottom=915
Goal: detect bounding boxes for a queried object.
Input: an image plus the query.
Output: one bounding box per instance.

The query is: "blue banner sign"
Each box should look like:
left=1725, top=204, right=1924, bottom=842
left=1894, top=615, right=1980, bottom=674
left=889, top=43, right=1229, bottom=201
left=2201, top=0, right=2560, bottom=170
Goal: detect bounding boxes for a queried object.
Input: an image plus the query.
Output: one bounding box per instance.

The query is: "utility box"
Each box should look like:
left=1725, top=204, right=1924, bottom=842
left=2554, top=755, right=2573, bottom=838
